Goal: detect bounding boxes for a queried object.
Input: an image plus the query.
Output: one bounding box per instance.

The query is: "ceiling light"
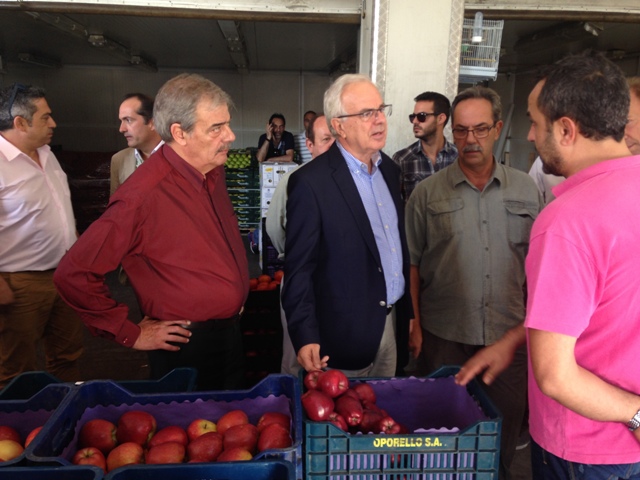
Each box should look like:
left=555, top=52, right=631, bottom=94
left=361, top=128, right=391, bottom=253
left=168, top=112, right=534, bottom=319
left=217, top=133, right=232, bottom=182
left=18, top=53, right=61, bottom=68
left=25, top=11, right=88, bottom=39
left=472, top=12, right=484, bottom=44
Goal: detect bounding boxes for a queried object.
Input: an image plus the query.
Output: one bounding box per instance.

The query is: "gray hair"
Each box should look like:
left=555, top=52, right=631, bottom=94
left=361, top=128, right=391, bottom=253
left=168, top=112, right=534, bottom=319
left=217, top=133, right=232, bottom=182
left=154, top=73, right=233, bottom=142
left=324, top=73, right=376, bottom=136
left=0, top=84, right=46, bottom=131
left=452, top=86, right=502, bottom=125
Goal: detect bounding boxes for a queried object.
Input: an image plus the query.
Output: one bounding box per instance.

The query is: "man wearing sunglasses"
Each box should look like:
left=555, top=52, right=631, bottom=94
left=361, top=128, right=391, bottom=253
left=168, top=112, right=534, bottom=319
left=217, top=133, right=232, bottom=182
left=392, top=92, right=458, bottom=202
left=282, top=74, right=413, bottom=378
left=0, top=84, right=84, bottom=387
left=405, top=86, right=542, bottom=479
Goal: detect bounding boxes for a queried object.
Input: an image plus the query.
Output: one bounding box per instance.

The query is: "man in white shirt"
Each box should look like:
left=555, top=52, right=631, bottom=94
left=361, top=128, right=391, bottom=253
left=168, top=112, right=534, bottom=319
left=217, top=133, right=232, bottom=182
left=110, top=93, right=163, bottom=196
left=265, top=114, right=334, bottom=375
left=293, top=110, right=316, bottom=164
left=0, top=83, right=83, bottom=386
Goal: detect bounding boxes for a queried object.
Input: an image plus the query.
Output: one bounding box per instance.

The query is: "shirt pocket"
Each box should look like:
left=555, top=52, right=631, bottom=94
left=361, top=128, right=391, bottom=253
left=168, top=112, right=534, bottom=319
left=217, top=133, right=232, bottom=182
left=504, top=199, right=538, bottom=245
left=427, top=198, right=464, bottom=240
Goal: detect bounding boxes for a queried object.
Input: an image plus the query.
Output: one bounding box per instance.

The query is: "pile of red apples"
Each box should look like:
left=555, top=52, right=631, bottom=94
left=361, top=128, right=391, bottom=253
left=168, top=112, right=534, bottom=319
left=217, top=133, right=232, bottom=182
left=302, top=369, right=406, bottom=434
left=73, top=409, right=293, bottom=472
left=0, top=425, right=42, bottom=462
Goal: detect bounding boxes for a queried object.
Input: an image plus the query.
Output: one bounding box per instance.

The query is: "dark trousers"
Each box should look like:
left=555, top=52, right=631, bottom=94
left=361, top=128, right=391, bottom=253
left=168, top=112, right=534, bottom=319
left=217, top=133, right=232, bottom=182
left=421, top=328, right=528, bottom=480
left=148, top=322, right=245, bottom=391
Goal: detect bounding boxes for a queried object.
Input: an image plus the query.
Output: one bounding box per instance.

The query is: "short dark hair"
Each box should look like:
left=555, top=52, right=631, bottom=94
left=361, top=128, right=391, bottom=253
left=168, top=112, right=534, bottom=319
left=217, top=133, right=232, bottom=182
left=306, top=113, right=324, bottom=143
left=303, top=110, right=316, bottom=118
left=537, top=50, right=628, bottom=142
left=123, top=93, right=154, bottom=124
left=414, top=91, right=452, bottom=126
left=452, top=86, right=502, bottom=125
left=0, top=84, right=46, bottom=131
left=269, top=113, right=286, bottom=125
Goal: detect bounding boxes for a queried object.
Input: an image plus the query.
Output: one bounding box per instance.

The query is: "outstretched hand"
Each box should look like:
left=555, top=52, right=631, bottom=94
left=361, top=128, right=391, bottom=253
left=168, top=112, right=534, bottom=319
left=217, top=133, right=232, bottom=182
left=297, top=343, right=329, bottom=372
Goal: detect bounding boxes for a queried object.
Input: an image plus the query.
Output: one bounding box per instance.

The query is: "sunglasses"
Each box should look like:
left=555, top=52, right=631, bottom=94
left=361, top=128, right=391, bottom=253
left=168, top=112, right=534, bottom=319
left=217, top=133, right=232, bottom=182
left=408, top=112, right=437, bottom=123
left=7, top=83, right=27, bottom=120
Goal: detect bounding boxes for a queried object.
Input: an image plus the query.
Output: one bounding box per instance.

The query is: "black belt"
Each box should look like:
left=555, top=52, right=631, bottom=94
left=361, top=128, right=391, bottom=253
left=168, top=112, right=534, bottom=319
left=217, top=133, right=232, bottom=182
left=185, top=314, right=241, bottom=331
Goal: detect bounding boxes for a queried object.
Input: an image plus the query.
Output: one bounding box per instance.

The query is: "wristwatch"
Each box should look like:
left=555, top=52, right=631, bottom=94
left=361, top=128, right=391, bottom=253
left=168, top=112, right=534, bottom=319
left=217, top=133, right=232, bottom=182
left=627, top=409, right=640, bottom=431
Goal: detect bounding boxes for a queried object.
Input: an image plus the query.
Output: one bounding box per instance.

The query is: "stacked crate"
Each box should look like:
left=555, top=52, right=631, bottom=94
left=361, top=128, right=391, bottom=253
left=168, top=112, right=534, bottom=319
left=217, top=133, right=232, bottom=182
left=241, top=289, right=283, bottom=387
left=259, top=162, right=298, bottom=272
left=225, top=149, right=260, bottom=231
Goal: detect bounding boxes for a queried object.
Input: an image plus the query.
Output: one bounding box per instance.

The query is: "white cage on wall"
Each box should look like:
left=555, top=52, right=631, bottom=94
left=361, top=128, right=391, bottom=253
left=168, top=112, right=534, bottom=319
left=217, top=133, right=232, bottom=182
left=459, top=17, right=504, bottom=84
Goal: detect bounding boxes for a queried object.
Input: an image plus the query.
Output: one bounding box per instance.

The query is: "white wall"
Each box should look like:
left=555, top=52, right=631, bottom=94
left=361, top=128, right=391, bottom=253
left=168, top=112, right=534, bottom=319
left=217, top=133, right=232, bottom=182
left=2, top=65, right=331, bottom=152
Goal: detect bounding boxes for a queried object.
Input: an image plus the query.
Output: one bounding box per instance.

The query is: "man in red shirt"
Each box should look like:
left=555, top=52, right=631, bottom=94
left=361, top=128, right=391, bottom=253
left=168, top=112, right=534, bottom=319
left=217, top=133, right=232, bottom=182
left=54, top=74, right=250, bottom=390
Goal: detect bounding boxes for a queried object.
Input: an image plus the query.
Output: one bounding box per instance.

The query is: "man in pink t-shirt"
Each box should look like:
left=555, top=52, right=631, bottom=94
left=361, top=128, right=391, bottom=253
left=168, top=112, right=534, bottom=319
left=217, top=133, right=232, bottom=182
left=525, top=51, right=640, bottom=477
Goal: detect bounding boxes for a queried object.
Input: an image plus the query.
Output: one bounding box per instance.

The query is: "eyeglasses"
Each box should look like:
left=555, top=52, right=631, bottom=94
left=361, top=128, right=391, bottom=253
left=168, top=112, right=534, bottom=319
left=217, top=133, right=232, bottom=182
left=6, top=84, right=27, bottom=121
left=336, top=104, right=392, bottom=122
left=409, top=112, right=437, bottom=123
left=451, top=123, right=496, bottom=139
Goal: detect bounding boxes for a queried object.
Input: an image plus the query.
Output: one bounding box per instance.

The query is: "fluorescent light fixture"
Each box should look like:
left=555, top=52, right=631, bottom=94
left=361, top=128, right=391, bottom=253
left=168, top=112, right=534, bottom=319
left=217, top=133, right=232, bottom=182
left=472, top=11, right=484, bottom=44
left=25, top=11, right=88, bottom=39
left=18, top=53, right=61, bottom=68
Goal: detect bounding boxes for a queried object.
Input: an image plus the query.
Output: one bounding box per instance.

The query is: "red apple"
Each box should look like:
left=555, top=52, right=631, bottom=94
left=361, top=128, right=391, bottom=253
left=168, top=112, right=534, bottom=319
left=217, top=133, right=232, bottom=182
left=303, top=370, right=322, bottom=391
left=257, top=423, right=292, bottom=452
left=335, top=395, right=363, bottom=427
left=79, top=419, right=118, bottom=454
left=223, top=424, right=259, bottom=453
left=24, top=426, right=43, bottom=448
left=186, top=431, right=224, bottom=462
left=256, top=412, right=290, bottom=433
left=148, top=425, right=188, bottom=448
left=339, top=389, right=360, bottom=401
left=317, top=369, right=349, bottom=398
left=326, top=412, right=348, bottom=431
left=301, top=389, right=334, bottom=421
left=359, top=409, right=384, bottom=433
left=145, top=441, right=186, bottom=464
left=217, top=447, right=252, bottom=462
left=379, top=416, right=401, bottom=434
left=72, top=447, right=107, bottom=471
left=0, top=439, right=23, bottom=462
left=352, top=382, right=377, bottom=404
left=0, top=426, right=21, bottom=445
left=186, top=418, right=217, bottom=442
left=116, top=411, right=156, bottom=446
left=106, top=442, right=144, bottom=472
left=216, top=410, right=248, bottom=436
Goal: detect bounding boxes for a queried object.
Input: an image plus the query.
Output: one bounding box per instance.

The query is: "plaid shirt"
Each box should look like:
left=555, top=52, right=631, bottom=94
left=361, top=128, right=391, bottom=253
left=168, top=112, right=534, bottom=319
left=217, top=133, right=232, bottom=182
left=392, top=139, right=458, bottom=202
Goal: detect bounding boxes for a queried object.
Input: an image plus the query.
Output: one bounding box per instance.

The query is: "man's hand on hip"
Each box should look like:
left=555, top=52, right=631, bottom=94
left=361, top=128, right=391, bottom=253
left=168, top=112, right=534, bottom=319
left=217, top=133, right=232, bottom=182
left=133, top=316, right=192, bottom=351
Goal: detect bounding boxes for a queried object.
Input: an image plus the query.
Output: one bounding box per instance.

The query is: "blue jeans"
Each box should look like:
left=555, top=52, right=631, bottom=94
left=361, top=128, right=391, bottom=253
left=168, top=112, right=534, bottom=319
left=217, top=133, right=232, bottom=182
left=532, top=440, right=640, bottom=479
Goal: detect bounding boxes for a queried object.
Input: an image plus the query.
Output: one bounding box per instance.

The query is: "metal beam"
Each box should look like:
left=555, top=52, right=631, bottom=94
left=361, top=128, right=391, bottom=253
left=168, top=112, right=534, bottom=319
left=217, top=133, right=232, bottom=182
left=464, top=1, right=640, bottom=21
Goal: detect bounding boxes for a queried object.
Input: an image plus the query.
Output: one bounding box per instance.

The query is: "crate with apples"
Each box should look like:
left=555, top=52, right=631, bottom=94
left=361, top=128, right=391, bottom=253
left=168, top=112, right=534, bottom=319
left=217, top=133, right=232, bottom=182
left=0, top=382, right=73, bottom=467
left=302, top=367, right=501, bottom=480
left=28, top=374, right=303, bottom=478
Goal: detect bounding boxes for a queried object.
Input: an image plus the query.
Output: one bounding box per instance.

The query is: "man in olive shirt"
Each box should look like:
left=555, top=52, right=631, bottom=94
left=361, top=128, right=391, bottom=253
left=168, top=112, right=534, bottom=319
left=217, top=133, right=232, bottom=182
left=405, top=86, right=542, bottom=479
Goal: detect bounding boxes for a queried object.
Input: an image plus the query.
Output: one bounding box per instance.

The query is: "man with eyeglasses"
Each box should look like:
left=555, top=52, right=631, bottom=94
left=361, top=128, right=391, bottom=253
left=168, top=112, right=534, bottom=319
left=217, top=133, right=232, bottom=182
left=282, top=74, right=413, bottom=378
left=392, top=92, right=458, bottom=202
left=405, top=86, right=542, bottom=479
left=54, top=74, right=249, bottom=391
left=0, top=83, right=84, bottom=387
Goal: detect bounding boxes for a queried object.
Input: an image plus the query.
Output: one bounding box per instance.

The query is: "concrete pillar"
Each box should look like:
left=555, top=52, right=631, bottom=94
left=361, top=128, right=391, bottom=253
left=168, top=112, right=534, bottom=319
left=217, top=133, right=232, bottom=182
left=359, top=0, right=465, bottom=156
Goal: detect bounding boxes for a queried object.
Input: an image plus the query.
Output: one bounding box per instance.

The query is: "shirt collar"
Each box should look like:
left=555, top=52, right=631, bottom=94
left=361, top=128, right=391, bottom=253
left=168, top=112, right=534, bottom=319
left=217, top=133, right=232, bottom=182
left=412, top=138, right=458, bottom=157
left=336, top=140, right=382, bottom=175
left=134, top=140, right=165, bottom=168
left=0, top=134, right=51, bottom=165
left=450, top=157, right=502, bottom=188
left=161, top=144, right=220, bottom=192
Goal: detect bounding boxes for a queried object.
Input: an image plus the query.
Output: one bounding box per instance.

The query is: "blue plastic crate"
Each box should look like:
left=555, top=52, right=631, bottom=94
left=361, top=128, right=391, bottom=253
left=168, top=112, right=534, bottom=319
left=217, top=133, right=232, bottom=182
left=0, top=465, right=102, bottom=479
left=105, top=459, right=293, bottom=480
left=0, top=372, right=61, bottom=401
left=0, top=383, right=73, bottom=467
left=304, top=366, right=502, bottom=480
left=116, top=368, right=197, bottom=394
left=29, top=374, right=303, bottom=479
